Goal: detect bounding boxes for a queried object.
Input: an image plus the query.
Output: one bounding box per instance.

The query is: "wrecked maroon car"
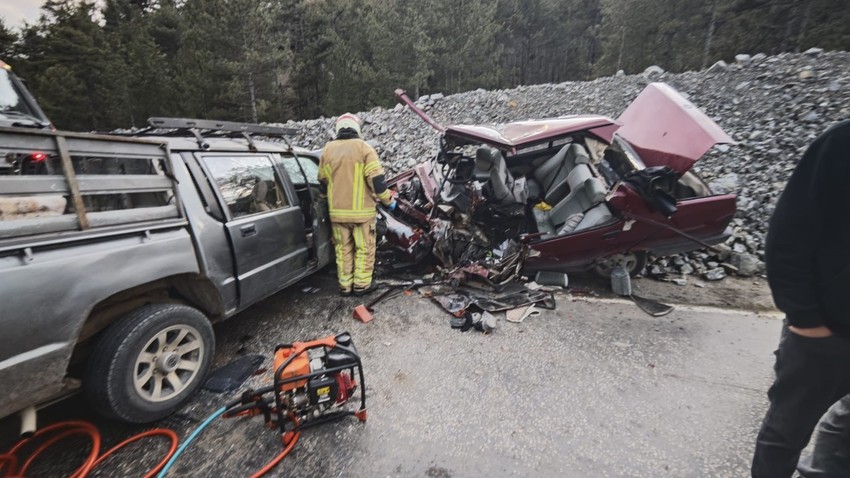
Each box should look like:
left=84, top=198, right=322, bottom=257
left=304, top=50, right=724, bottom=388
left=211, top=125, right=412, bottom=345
left=379, top=83, right=736, bottom=285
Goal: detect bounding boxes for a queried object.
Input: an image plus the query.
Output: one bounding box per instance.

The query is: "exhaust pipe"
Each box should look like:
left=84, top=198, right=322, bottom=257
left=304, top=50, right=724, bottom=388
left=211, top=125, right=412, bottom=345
left=19, top=405, right=36, bottom=437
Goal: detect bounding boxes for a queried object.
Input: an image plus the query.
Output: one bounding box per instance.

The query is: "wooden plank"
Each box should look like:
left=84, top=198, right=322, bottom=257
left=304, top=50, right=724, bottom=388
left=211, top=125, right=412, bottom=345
left=55, top=135, right=90, bottom=230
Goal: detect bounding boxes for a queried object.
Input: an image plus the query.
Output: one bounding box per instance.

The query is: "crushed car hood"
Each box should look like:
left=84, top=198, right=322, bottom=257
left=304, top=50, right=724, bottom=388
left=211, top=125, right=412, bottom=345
left=616, top=83, right=734, bottom=175
left=445, top=116, right=619, bottom=152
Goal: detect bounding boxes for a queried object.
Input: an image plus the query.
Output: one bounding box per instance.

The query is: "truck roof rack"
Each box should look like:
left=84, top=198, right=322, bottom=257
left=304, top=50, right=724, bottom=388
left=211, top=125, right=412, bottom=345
left=135, top=117, right=299, bottom=151
left=147, top=117, right=298, bottom=136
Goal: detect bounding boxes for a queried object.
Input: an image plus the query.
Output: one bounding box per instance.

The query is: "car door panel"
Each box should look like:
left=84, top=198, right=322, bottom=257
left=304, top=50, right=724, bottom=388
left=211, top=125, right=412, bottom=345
left=224, top=208, right=309, bottom=304
left=201, top=153, right=310, bottom=307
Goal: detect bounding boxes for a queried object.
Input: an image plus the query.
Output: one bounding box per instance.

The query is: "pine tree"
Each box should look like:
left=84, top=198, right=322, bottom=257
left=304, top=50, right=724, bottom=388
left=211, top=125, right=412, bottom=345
left=16, top=1, right=127, bottom=130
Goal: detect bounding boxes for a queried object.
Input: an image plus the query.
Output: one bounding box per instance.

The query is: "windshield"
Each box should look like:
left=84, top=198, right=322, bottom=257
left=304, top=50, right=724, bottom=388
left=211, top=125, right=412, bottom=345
left=0, top=69, right=46, bottom=123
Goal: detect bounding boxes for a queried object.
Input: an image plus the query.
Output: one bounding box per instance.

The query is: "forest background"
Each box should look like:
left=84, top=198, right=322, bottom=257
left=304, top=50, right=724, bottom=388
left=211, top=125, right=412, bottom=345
left=1, top=0, right=847, bottom=131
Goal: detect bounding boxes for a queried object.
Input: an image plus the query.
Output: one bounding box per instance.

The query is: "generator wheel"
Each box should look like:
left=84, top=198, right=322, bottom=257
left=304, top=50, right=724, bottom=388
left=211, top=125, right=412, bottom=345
left=84, top=303, right=214, bottom=423
left=593, top=251, right=648, bottom=279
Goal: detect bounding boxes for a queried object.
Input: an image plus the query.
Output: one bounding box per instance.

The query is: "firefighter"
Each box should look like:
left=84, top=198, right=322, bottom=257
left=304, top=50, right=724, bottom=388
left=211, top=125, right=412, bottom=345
left=319, top=113, right=396, bottom=296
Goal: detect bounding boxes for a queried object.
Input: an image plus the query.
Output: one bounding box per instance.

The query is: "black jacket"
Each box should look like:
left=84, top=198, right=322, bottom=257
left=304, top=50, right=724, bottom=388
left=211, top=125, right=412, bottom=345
left=766, top=119, right=850, bottom=339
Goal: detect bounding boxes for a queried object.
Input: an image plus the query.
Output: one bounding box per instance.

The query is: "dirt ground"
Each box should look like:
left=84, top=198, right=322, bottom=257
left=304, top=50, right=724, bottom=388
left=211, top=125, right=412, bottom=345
left=570, top=273, right=777, bottom=313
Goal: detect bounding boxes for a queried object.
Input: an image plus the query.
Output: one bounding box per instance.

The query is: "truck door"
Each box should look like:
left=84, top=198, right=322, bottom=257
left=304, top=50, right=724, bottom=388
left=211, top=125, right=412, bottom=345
left=201, top=153, right=310, bottom=306
left=276, top=154, right=333, bottom=268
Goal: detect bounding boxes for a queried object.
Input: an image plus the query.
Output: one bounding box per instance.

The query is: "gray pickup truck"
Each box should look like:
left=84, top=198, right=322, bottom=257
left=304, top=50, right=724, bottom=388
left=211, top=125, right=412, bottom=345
left=0, top=118, right=332, bottom=423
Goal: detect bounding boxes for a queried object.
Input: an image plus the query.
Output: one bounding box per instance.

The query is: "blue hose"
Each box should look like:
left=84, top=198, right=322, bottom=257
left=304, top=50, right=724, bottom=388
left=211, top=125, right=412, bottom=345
left=157, top=406, right=227, bottom=478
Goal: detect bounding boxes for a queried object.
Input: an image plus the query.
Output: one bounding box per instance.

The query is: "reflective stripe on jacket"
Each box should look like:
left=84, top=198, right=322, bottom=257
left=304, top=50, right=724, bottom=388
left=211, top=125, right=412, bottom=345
left=318, top=138, right=392, bottom=223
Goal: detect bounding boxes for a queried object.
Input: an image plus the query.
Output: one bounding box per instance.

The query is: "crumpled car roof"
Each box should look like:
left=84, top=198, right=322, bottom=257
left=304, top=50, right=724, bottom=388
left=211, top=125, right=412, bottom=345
left=444, top=115, right=619, bottom=151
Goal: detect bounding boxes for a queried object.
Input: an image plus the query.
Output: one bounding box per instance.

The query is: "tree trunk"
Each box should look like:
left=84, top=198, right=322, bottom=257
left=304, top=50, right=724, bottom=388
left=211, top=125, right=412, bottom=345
left=249, top=72, right=258, bottom=124
left=616, top=27, right=625, bottom=71
left=781, top=1, right=802, bottom=52
left=702, top=0, right=718, bottom=70
left=796, top=0, right=811, bottom=52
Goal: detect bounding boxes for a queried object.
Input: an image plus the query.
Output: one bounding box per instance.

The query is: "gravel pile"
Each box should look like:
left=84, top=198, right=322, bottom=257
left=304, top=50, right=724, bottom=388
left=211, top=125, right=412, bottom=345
left=282, top=49, right=850, bottom=281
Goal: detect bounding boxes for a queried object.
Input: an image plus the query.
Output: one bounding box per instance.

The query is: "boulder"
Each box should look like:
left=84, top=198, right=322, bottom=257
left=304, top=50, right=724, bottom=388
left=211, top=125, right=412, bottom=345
left=729, top=252, right=764, bottom=277
left=735, top=54, right=752, bottom=66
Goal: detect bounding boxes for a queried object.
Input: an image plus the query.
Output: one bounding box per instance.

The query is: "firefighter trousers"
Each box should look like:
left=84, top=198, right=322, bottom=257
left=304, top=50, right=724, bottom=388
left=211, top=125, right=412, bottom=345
left=331, top=219, right=376, bottom=292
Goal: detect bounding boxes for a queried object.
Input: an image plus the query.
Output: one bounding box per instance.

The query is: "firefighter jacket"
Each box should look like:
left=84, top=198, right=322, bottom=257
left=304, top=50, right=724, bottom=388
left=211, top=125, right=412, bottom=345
left=318, top=138, right=393, bottom=223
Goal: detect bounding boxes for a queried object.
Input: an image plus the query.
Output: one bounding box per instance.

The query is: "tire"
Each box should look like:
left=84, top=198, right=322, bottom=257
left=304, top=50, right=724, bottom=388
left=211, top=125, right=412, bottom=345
left=84, top=303, right=214, bottom=423
left=593, top=251, right=648, bottom=279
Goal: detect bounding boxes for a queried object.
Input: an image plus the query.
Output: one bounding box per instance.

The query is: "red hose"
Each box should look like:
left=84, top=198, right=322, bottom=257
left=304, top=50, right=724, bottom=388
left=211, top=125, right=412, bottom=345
left=2, top=421, right=178, bottom=478
left=0, top=454, right=18, bottom=475
left=91, top=428, right=179, bottom=478
left=5, top=411, right=305, bottom=477
left=5, top=421, right=100, bottom=478
left=249, top=431, right=300, bottom=478
left=249, top=414, right=301, bottom=478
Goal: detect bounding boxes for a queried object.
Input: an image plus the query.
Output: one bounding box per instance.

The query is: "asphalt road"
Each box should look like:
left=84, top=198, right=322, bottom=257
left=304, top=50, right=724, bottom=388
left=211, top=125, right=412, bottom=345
left=2, top=273, right=782, bottom=477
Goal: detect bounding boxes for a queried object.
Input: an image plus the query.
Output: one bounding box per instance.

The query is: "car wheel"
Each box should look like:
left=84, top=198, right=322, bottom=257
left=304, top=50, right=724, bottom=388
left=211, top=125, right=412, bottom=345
left=84, top=303, right=214, bottom=423
left=593, top=252, right=648, bottom=278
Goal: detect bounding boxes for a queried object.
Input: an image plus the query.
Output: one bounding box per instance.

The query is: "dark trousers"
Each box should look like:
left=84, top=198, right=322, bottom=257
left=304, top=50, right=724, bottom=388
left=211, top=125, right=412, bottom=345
left=798, top=394, right=850, bottom=477
left=752, top=324, right=850, bottom=477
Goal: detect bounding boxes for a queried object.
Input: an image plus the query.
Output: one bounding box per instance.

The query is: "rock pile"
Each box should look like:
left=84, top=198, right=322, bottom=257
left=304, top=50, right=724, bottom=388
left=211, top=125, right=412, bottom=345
left=283, top=50, right=850, bottom=280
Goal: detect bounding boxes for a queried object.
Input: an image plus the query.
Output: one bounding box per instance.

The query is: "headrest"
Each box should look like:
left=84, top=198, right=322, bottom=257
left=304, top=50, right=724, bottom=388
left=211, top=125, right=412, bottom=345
left=254, top=180, right=269, bottom=200
left=475, top=147, right=495, bottom=171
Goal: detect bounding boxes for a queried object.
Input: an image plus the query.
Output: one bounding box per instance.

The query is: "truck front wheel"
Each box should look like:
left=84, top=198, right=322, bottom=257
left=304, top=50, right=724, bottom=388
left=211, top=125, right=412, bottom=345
left=84, top=303, right=214, bottom=423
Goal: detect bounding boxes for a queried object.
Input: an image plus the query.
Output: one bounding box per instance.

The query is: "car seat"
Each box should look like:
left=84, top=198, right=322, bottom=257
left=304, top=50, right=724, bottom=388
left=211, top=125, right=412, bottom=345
left=250, top=180, right=274, bottom=213
left=533, top=164, right=609, bottom=238
left=526, top=143, right=590, bottom=204
left=474, top=147, right=527, bottom=205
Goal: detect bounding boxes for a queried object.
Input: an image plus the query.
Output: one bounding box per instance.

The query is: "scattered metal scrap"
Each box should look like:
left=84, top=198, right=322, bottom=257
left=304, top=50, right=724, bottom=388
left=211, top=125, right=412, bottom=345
left=610, top=266, right=674, bottom=317
left=424, top=281, right=558, bottom=333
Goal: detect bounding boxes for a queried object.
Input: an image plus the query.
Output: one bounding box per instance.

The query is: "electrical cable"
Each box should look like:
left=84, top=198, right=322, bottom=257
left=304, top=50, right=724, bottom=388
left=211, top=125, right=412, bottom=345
left=155, top=406, right=227, bottom=478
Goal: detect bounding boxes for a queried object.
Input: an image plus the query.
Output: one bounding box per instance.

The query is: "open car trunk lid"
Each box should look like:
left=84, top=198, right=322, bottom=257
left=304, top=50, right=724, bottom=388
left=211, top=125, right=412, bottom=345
left=616, top=83, right=734, bottom=176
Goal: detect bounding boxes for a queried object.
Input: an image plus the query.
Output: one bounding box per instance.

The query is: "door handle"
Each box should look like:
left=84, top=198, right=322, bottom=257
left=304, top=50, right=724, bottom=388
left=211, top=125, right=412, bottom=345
left=601, top=231, right=620, bottom=240
left=240, top=224, right=257, bottom=237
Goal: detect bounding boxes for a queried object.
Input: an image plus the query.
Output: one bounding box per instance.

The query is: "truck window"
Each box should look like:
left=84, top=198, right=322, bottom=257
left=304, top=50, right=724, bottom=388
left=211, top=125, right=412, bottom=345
left=277, top=156, right=319, bottom=186
left=203, top=155, right=288, bottom=218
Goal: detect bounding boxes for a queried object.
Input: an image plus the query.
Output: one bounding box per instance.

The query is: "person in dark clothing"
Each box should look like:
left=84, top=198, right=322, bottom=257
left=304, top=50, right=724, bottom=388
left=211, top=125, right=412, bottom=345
left=752, top=119, right=850, bottom=478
